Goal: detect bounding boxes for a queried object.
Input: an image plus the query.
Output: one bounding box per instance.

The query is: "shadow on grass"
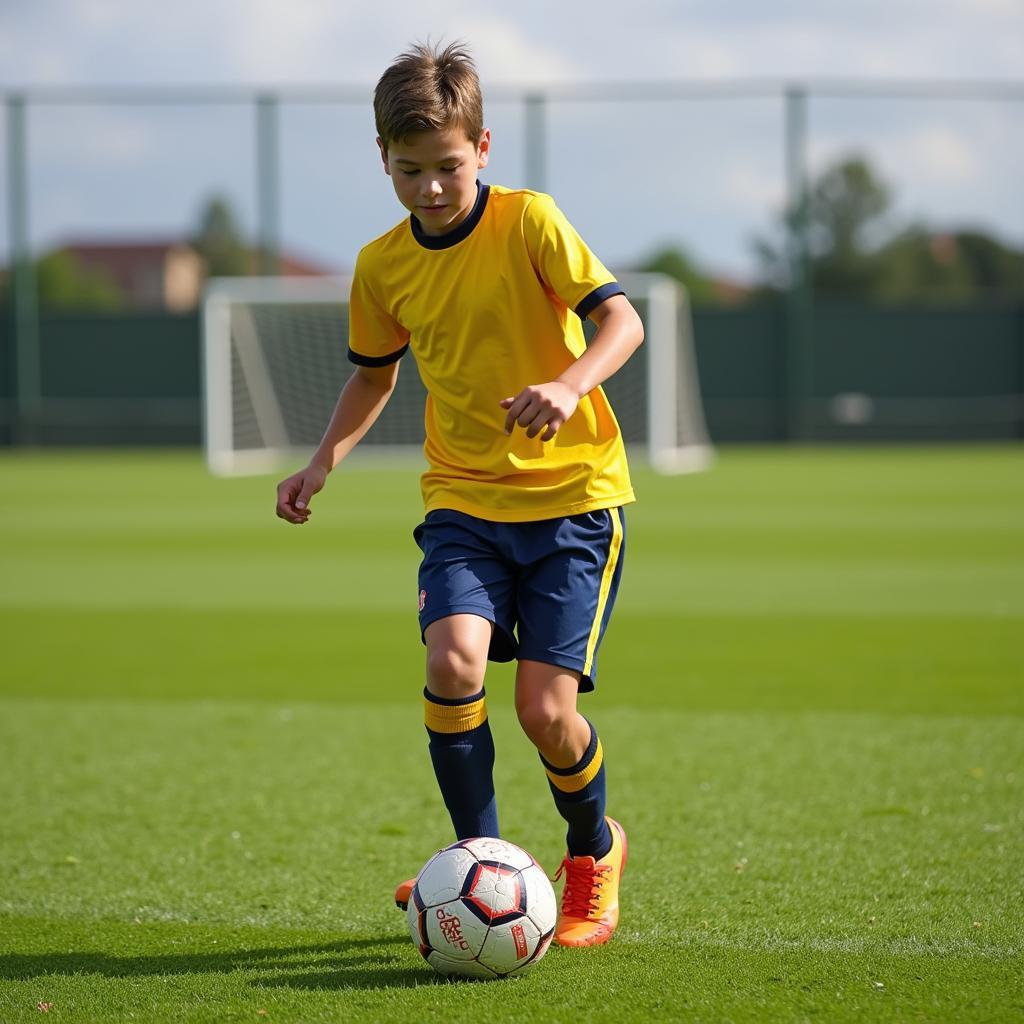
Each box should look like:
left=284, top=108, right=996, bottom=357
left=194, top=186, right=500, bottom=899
left=0, top=936, right=448, bottom=991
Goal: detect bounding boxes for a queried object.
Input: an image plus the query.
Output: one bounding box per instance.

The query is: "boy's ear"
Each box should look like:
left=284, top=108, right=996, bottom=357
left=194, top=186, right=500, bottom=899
left=376, top=136, right=391, bottom=175
left=476, top=128, right=491, bottom=170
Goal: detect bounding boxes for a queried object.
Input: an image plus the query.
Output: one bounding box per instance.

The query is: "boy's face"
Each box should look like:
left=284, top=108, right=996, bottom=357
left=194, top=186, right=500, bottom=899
left=378, top=126, right=490, bottom=237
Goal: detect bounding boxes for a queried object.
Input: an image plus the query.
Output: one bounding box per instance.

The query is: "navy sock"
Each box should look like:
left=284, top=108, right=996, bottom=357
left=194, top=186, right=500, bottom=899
left=424, top=687, right=499, bottom=840
left=540, top=719, right=612, bottom=859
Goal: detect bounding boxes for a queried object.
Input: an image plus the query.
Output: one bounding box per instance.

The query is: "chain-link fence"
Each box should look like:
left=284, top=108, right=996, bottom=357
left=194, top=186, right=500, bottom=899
left=3, top=80, right=1023, bottom=443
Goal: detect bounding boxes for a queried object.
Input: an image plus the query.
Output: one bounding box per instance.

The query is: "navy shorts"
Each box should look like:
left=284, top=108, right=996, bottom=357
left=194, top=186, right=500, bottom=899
left=413, top=508, right=626, bottom=692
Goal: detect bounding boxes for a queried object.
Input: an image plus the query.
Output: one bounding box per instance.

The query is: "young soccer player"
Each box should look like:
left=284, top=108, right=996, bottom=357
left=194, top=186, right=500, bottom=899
left=275, top=41, right=643, bottom=947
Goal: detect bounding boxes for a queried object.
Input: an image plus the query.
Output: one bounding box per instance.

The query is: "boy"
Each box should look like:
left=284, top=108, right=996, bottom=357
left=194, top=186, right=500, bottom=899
left=275, top=42, right=643, bottom=948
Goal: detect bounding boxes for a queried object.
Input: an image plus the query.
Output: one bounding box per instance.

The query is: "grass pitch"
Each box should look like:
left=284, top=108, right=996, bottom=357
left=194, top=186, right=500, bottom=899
left=1, top=446, right=1021, bottom=1023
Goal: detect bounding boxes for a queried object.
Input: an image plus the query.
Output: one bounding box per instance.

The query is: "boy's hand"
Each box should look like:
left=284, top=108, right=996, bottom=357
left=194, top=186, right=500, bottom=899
left=275, top=463, right=329, bottom=524
left=501, top=381, right=579, bottom=441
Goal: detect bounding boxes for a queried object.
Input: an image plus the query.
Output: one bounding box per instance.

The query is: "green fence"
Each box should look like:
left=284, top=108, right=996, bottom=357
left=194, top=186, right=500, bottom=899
left=694, top=302, right=1024, bottom=442
left=0, top=311, right=200, bottom=446
left=4, top=79, right=1024, bottom=450
left=1, top=302, right=1020, bottom=448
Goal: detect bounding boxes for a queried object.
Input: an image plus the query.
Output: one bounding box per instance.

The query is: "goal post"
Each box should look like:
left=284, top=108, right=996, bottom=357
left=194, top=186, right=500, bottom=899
left=636, top=274, right=714, bottom=474
left=202, top=272, right=712, bottom=476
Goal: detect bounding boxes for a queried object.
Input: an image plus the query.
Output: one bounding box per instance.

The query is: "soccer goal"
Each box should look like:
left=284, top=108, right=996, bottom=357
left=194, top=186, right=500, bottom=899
left=202, top=273, right=712, bottom=476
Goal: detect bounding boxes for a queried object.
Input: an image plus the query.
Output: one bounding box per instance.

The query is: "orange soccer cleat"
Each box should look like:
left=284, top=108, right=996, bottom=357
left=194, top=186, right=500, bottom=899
left=394, top=877, right=415, bottom=911
left=552, top=817, right=628, bottom=947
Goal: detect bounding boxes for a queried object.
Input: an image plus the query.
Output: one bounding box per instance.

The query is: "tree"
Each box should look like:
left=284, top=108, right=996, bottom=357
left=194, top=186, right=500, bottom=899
left=35, top=250, right=126, bottom=310
left=634, top=244, right=719, bottom=305
left=873, top=227, right=973, bottom=301
left=805, top=157, right=892, bottom=296
left=755, top=154, right=1024, bottom=301
left=936, top=230, right=1024, bottom=299
left=755, top=155, right=892, bottom=297
left=873, top=227, right=1024, bottom=302
left=192, top=196, right=248, bottom=277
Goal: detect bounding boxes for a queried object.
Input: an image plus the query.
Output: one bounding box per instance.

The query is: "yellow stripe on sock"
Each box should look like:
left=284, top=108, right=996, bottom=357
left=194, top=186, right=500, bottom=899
left=583, top=507, right=623, bottom=677
left=424, top=694, right=488, bottom=734
left=545, top=737, right=604, bottom=794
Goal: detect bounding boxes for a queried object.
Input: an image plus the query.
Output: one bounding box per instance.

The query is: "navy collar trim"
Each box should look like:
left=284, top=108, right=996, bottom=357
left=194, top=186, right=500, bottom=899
left=411, top=182, right=489, bottom=250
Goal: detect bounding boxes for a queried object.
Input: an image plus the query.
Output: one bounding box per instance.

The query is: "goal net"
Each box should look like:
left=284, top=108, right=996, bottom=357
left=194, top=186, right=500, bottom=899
left=202, top=273, right=712, bottom=476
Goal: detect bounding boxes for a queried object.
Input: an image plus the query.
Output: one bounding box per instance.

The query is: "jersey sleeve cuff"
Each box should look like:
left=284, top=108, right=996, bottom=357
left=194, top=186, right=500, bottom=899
left=575, top=282, right=625, bottom=321
left=347, top=343, right=409, bottom=367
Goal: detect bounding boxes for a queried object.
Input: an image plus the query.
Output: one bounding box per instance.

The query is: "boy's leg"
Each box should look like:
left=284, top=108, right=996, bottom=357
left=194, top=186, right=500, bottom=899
left=515, top=659, right=626, bottom=947
left=423, top=613, right=500, bottom=841
left=396, top=613, right=497, bottom=911
left=397, top=511, right=518, bottom=910
left=514, top=661, right=611, bottom=858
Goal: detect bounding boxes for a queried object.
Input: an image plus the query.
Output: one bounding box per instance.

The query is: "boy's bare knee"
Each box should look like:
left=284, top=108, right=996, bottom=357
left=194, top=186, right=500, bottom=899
left=515, top=698, right=570, bottom=749
left=426, top=645, right=486, bottom=699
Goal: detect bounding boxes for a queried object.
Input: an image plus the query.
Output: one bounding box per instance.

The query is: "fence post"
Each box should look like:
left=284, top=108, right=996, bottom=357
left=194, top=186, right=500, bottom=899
left=6, top=94, right=40, bottom=445
left=784, top=85, right=813, bottom=441
left=256, top=93, right=280, bottom=276
left=1017, top=301, right=1024, bottom=439
left=524, top=92, right=547, bottom=193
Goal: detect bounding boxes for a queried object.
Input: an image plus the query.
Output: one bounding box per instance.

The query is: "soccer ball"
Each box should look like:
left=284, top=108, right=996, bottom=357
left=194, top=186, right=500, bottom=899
left=407, top=837, right=557, bottom=979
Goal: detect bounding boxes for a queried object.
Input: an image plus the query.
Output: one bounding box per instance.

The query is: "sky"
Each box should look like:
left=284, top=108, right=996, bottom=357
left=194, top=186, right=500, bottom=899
left=1, top=0, right=1022, bottom=278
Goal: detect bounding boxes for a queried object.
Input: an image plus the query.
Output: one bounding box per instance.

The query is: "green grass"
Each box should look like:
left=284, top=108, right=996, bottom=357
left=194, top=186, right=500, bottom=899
left=1, top=446, right=1022, bottom=1022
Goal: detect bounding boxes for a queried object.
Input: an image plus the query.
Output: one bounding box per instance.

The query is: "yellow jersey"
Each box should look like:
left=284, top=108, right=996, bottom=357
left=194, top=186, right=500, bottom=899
left=347, top=183, right=636, bottom=522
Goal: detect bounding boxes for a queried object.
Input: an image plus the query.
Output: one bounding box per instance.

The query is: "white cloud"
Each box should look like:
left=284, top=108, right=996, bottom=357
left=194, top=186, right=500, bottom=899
left=1, top=0, right=1021, bottom=274
left=76, top=0, right=125, bottom=29
left=950, top=0, right=1021, bottom=16
left=808, top=109, right=999, bottom=193
left=2, top=0, right=1023, bottom=84
left=450, top=16, right=581, bottom=83
left=906, top=127, right=979, bottom=184
left=26, top=47, right=74, bottom=81
left=31, top=108, right=159, bottom=165
left=723, top=167, right=786, bottom=213
left=216, top=1, right=365, bottom=82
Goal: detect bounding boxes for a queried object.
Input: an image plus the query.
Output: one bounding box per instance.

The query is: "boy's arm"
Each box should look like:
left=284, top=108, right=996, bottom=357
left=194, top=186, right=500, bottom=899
left=501, top=293, right=644, bottom=441
left=275, top=361, right=400, bottom=524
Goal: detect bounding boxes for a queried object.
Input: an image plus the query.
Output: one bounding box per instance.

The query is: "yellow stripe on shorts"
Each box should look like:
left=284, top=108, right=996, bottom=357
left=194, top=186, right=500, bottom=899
left=545, top=737, right=604, bottom=793
left=424, top=694, right=488, bottom=734
left=582, top=507, right=623, bottom=677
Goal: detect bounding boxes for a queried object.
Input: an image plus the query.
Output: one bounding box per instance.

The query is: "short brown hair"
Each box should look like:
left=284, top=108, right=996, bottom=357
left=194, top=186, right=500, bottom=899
left=374, top=41, right=483, bottom=148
